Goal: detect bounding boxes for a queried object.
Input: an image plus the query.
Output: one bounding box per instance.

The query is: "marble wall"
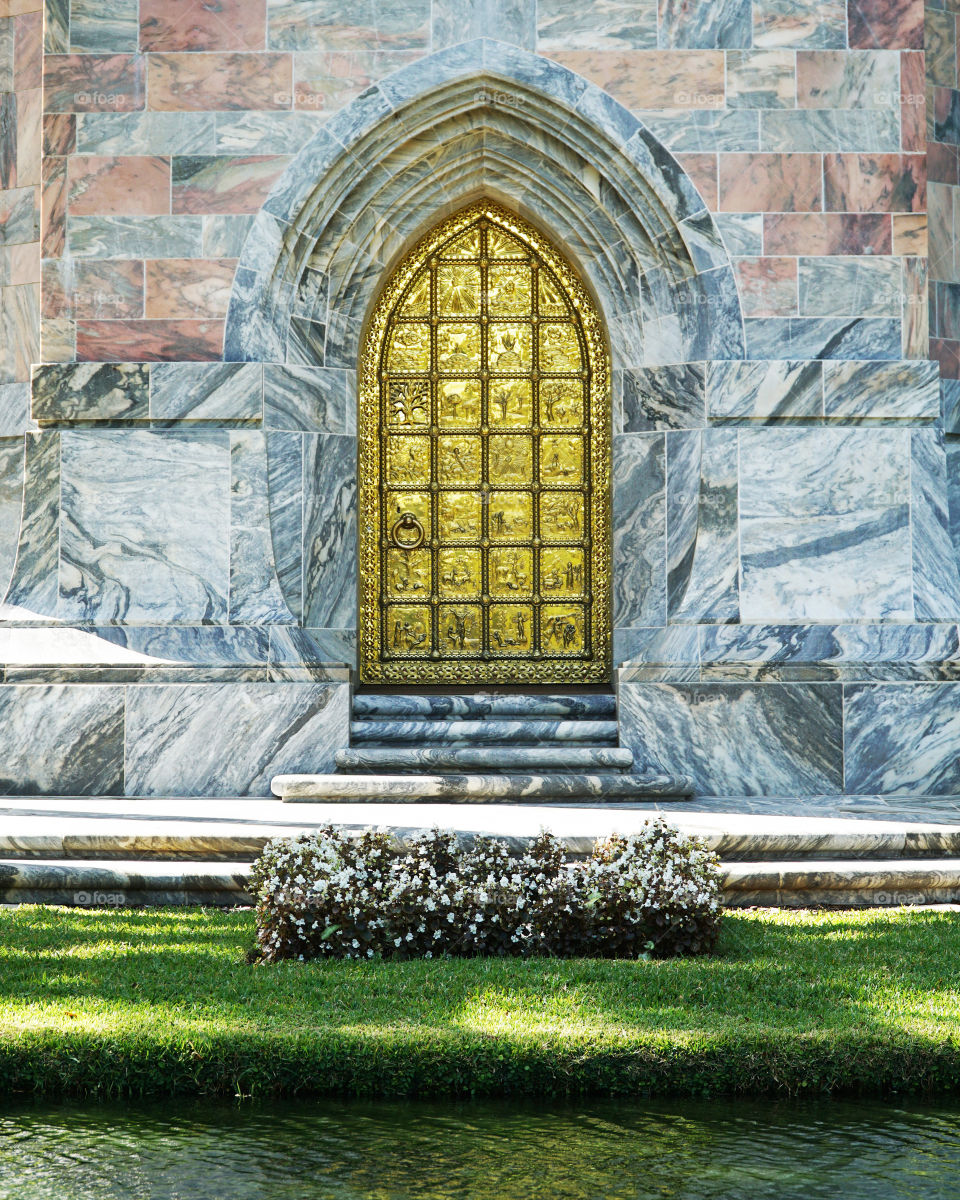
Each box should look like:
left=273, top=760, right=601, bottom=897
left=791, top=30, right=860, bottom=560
left=0, top=0, right=957, bottom=798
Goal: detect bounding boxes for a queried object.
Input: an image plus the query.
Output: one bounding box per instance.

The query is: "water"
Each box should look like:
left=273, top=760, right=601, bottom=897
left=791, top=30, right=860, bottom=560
left=2, top=1095, right=960, bottom=1199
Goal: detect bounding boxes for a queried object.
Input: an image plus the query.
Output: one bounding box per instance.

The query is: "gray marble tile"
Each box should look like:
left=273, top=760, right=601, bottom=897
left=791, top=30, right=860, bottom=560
left=912, top=429, right=960, bottom=622
left=633, top=110, right=759, bottom=153
left=124, top=682, right=350, bottom=796
left=58, top=431, right=230, bottom=623
left=536, top=0, right=657, bottom=49
left=620, top=364, right=705, bottom=432
left=744, top=317, right=901, bottom=360
left=203, top=215, right=255, bottom=259
left=215, top=112, right=326, bottom=155
left=68, top=216, right=203, bottom=260
left=739, top=428, right=912, bottom=622
left=43, top=0, right=68, bottom=52
left=0, top=188, right=39, bottom=248
left=266, top=431, right=303, bottom=622
left=725, top=49, right=796, bottom=109
left=698, top=623, right=960, bottom=682
left=613, top=433, right=666, bottom=627
left=69, top=0, right=138, bottom=50
left=230, top=431, right=296, bottom=624
left=0, top=19, right=13, bottom=91
left=303, top=433, right=356, bottom=628
left=0, top=683, right=124, bottom=794
left=823, top=360, right=939, bottom=421
left=666, top=429, right=739, bottom=622
left=0, top=383, right=34, bottom=436
left=714, top=212, right=763, bottom=256
left=263, top=364, right=349, bottom=432
left=678, top=266, right=745, bottom=362
left=433, top=0, right=535, bottom=48
left=150, top=363, right=263, bottom=422
left=3, top=432, right=59, bottom=617
left=76, top=112, right=216, bottom=156
left=0, top=437, right=22, bottom=603
left=845, top=684, right=960, bottom=796
left=619, top=681, right=843, bottom=795
left=752, top=0, right=846, bottom=49
left=32, top=363, right=149, bottom=423
left=708, top=360, right=822, bottom=422
left=81, top=624, right=270, bottom=666
left=799, top=256, right=902, bottom=318
left=658, top=0, right=751, bottom=47
left=268, top=625, right=355, bottom=670
left=616, top=623, right=700, bottom=668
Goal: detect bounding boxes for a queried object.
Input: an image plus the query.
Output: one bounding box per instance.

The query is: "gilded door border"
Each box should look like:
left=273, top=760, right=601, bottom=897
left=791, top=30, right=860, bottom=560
left=357, top=200, right=611, bottom=686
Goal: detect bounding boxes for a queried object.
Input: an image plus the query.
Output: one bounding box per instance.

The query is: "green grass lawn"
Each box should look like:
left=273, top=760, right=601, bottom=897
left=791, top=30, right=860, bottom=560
left=2, top=905, right=960, bottom=1099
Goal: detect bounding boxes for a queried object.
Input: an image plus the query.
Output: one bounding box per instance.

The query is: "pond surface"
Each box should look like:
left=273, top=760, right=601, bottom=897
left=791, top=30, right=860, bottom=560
left=2, top=1095, right=960, bottom=1199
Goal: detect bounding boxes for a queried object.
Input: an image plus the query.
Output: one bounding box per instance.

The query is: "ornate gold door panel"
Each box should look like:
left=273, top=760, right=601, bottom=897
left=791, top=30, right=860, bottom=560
left=358, top=202, right=611, bottom=686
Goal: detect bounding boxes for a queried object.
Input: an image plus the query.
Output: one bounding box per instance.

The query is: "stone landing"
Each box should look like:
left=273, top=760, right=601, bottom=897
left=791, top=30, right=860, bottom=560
left=5, top=796, right=960, bottom=909
left=272, top=692, right=695, bottom=804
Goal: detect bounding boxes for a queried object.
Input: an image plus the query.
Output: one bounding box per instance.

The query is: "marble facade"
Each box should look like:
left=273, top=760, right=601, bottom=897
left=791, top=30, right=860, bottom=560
left=0, top=0, right=958, bottom=798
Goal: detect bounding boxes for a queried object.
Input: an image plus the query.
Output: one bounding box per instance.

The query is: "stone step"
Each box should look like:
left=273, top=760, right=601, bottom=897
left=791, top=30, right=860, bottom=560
left=0, top=858, right=252, bottom=907
left=723, top=859, right=960, bottom=908
left=352, top=693, right=617, bottom=720
left=349, top=719, right=619, bottom=745
left=335, top=747, right=635, bottom=773
left=6, top=856, right=960, bottom=910
left=272, top=771, right=692, bottom=802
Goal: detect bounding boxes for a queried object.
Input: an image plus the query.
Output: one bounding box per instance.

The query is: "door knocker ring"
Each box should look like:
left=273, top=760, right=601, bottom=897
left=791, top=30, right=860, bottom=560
left=390, top=512, right=426, bottom=550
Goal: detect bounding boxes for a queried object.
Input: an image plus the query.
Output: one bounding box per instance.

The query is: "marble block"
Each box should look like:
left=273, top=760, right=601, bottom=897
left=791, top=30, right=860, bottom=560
left=0, top=438, right=23, bottom=602
left=124, top=682, right=350, bottom=796
left=0, top=683, right=124, bottom=794
left=150, top=362, right=262, bottom=421
left=31, top=363, right=149, bottom=423
left=613, top=434, right=665, bottom=626
left=739, top=427, right=912, bottom=622
left=302, top=432, right=356, bottom=628
left=845, top=684, right=960, bottom=796
left=619, top=681, right=843, bottom=795
left=58, top=430, right=230, bottom=623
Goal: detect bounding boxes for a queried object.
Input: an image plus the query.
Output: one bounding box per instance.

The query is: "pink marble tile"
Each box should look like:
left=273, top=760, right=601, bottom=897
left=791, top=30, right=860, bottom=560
left=930, top=337, right=960, bottom=380
left=675, top=152, right=717, bottom=210
left=547, top=50, right=725, bottom=109
left=763, top=213, right=892, bottom=255
left=43, top=54, right=145, bottom=113
left=848, top=0, right=923, bottom=49
left=68, top=155, right=171, bottom=216
left=42, top=112, right=76, bottom=156
left=144, top=258, right=236, bottom=318
left=41, top=158, right=65, bottom=257
left=927, top=141, right=959, bottom=187
left=294, top=49, right=419, bottom=113
left=42, top=258, right=144, bottom=319
left=892, top=214, right=927, bottom=257
left=16, top=87, right=41, bottom=188
left=0, top=1, right=44, bottom=16
left=823, top=153, right=926, bottom=213
left=148, top=52, right=291, bottom=110
left=719, top=152, right=822, bottom=212
left=900, top=52, right=925, bottom=153
left=2, top=241, right=40, bottom=285
left=1, top=282, right=40, bottom=382
left=171, top=155, right=288, bottom=215
left=733, top=256, right=798, bottom=317
left=13, top=9, right=41, bottom=90
left=76, top=318, right=225, bottom=361
left=140, top=0, right=267, bottom=51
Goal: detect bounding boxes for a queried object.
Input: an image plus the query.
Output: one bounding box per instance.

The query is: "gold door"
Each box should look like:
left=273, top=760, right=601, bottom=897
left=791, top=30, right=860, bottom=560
left=358, top=201, right=611, bottom=686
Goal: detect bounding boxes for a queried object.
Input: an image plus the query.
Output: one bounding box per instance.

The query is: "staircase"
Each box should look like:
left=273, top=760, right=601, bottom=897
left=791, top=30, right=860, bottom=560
left=271, top=691, right=695, bottom=803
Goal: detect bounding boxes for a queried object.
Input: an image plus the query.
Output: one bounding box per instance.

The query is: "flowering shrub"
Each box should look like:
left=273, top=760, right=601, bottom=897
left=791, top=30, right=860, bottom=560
left=252, top=819, right=722, bottom=963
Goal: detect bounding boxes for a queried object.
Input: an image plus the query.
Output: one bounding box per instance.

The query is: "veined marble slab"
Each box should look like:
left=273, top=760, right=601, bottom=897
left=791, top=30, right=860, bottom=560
left=272, top=773, right=693, bottom=801
left=349, top=719, right=619, bottom=745
left=124, top=682, right=349, bottom=796
left=3, top=432, right=59, bottom=618
left=58, top=431, right=230, bottom=623
left=0, top=684, right=124, bottom=795
left=336, top=747, right=635, bottom=773
left=619, top=681, right=843, bottom=796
